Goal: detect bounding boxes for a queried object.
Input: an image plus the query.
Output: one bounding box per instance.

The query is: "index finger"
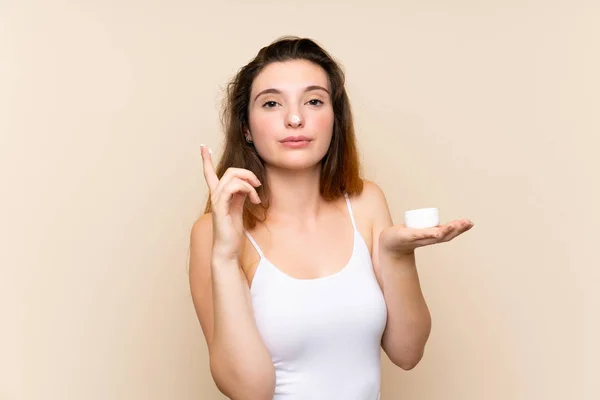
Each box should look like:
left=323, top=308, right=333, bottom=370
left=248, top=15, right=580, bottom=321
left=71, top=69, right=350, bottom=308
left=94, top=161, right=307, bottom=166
left=200, top=145, right=219, bottom=191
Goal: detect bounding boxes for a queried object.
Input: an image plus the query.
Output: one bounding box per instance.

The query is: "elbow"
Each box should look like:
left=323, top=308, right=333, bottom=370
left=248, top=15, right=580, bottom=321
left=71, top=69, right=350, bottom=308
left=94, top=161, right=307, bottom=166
left=385, top=317, right=432, bottom=371
left=387, top=348, right=425, bottom=371
left=210, top=356, right=275, bottom=400
left=397, top=357, right=422, bottom=371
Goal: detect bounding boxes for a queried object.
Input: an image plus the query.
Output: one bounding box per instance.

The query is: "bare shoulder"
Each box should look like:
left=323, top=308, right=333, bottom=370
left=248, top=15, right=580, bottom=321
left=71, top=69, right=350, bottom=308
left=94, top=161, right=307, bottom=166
left=191, top=212, right=213, bottom=245
left=350, top=180, right=393, bottom=225
left=345, top=180, right=393, bottom=257
left=190, top=213, right=215, bottom=265
left=356, top=180, right=388, bottom=206
left=189, top=212, right=213, bottom=283
left=347, top=180, right=393, bottom=285
left=189, top=212, right=216, bottom=279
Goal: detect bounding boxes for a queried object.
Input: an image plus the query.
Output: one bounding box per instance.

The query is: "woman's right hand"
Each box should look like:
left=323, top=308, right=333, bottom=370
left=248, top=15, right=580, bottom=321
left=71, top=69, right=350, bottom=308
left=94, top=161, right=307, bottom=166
left=201, top=145, right=262, bottom=262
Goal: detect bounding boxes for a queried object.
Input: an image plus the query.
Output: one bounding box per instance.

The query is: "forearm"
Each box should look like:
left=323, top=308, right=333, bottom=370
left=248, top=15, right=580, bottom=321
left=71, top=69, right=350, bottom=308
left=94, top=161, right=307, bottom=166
left=380, top=250, right=432, bottom=370
left=210, top=257, right=275, bottom=399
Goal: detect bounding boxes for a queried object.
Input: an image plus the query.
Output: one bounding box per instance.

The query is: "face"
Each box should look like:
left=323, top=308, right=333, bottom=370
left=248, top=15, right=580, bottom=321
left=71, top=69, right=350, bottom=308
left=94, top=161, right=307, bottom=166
left=247, top=59, right=334, bottom=171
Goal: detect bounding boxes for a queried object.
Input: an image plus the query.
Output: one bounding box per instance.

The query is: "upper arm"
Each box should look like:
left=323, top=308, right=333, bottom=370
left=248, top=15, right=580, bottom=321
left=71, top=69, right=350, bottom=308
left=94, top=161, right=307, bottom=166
left=189, top=212, right=215, bottom=346
left=361, top=180, right=394, bottom=287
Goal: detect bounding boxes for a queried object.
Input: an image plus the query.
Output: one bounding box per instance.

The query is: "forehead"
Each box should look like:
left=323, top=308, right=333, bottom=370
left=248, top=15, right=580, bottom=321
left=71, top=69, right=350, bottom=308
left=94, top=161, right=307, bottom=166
left=251, top=60, right=330, bottom=94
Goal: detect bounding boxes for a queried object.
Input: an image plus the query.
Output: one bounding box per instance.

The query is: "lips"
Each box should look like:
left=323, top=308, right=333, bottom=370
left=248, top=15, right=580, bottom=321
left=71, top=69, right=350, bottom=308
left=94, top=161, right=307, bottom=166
left=281, top=136, right=311, bottom=143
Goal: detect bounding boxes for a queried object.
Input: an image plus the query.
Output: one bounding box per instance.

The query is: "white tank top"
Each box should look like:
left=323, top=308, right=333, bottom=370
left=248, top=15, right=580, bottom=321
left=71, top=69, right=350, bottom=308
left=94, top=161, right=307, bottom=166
left=244, top=193, right=388, bottom=400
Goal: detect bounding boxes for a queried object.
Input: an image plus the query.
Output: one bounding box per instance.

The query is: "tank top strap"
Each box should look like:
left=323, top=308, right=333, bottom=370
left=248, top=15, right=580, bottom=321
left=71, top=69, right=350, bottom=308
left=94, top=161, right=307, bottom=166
left=244, top=230, right=265, bottom=259
left=343, top=192, right=358, bottom=232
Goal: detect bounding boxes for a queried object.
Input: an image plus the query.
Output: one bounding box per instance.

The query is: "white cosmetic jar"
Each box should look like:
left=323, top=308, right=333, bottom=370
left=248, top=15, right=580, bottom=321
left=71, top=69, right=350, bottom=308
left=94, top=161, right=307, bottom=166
left=404, top=208, right=440, bottom=229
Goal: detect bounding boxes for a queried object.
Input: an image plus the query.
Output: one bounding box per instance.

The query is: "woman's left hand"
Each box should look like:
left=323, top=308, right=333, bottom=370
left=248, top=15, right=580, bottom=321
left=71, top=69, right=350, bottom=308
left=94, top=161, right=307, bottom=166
left=379, top=218, right=474, bottom=256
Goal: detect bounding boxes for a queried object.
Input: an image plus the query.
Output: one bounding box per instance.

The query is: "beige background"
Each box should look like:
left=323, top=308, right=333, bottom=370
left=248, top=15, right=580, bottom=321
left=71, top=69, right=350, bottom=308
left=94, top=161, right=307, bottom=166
left=2, top=0, right=598, bottom=399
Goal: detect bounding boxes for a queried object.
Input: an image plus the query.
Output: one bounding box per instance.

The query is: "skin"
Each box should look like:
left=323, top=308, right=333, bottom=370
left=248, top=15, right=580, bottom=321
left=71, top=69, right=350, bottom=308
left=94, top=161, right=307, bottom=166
left=190, top=59, right=474, bottom=399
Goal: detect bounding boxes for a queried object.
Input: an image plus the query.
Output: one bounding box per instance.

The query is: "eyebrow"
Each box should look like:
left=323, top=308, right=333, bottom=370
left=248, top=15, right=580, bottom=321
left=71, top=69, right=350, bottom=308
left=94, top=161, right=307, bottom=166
left=253, top=85, right=330, bottom=102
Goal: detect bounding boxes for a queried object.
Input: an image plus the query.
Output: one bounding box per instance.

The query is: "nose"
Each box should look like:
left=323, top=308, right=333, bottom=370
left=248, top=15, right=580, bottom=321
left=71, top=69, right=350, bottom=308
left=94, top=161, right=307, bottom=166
left=286, top=113, right=304, bottom=128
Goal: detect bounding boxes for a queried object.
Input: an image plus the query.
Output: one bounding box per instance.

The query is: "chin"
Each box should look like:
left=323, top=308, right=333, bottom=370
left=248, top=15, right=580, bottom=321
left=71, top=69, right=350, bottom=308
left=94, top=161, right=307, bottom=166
left=270, top=155, right=325, bottom=171
left=257, top=143, right=330, bottom=171
left=281, top=160, right=321, bottom=171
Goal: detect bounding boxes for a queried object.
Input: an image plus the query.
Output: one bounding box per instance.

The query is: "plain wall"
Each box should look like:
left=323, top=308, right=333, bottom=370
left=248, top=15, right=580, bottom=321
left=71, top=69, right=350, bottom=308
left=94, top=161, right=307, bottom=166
left=1, top=0, right=598, bottom=399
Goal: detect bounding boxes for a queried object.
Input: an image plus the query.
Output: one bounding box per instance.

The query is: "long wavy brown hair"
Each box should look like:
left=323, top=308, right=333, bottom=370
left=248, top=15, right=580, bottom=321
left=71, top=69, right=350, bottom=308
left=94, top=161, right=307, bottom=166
left=204, top=36, right=364, bottom=229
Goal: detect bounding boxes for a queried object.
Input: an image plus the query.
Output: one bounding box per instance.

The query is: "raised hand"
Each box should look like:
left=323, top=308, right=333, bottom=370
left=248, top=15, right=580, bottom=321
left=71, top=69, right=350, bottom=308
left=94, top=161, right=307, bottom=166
left=200, top=145, right=262, bottom=262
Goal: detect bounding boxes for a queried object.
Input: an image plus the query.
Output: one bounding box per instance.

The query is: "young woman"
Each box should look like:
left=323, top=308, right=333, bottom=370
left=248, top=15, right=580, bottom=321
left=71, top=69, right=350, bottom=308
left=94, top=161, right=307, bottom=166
left=189, top=36, right=473, bottom=400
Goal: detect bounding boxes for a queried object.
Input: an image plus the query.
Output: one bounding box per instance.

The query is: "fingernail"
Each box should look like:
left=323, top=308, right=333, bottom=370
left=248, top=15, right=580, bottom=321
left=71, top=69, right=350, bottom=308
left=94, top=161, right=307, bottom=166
left=200, top=144, right=212, bottom=154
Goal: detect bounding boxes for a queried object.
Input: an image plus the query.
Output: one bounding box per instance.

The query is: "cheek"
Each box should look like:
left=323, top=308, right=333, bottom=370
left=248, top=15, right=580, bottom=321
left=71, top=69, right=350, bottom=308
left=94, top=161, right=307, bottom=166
left=314, top=111, right=335, bottom=138
left=249, top=112, right=279, bottom=138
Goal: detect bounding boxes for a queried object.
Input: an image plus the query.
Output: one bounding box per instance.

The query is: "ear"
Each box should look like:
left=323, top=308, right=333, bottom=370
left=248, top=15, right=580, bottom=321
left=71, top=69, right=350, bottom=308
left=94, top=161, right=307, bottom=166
left=244, top=128, right=253, bottom=142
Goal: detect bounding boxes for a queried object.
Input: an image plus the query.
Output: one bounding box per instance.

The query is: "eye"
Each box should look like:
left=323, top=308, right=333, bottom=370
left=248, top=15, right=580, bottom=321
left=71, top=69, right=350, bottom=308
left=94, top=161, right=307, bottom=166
left=307, top=99, right=324, bottom=106
left=262, top=101, right=279, bottom=108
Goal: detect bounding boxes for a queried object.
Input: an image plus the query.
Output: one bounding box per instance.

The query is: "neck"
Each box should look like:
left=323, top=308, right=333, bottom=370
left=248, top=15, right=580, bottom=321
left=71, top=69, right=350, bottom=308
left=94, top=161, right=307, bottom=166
left=265, top=164, right=323, bottom=225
